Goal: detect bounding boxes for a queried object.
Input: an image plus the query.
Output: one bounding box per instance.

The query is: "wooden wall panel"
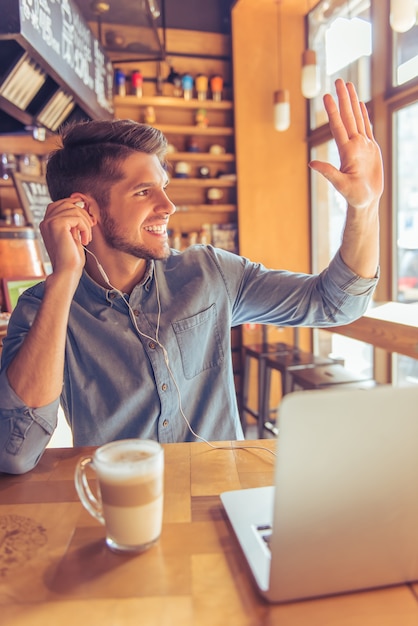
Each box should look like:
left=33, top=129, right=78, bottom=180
left=232, top=0, right=309, bottom=272
left=232, top=0, right=311, bottom=353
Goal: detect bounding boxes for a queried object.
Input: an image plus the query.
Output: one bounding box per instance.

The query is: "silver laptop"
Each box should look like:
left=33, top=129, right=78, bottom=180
left=221, top=384, right=418, bottom=603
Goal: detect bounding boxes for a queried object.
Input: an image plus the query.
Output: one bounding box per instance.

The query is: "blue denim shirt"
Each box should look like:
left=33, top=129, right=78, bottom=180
left=0, top=245, right=378, bottom=473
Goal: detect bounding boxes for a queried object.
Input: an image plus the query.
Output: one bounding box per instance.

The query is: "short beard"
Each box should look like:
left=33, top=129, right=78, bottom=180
left=101, top=211, right=171, bottom=261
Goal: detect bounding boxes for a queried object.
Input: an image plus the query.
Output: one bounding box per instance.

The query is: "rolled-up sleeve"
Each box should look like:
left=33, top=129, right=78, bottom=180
left=229, top=249, right=379, bottom=328
left=0, top=366, right=59, bottom=474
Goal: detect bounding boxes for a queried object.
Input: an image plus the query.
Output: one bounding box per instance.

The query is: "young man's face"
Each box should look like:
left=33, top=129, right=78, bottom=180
left=98, top=151, right=175, bottom=260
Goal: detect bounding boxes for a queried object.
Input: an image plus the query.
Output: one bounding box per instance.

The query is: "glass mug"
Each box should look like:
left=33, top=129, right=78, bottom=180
left=74, top=439, right=164, bottom=553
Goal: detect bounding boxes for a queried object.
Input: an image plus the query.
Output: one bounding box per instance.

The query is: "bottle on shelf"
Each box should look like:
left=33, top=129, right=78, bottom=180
left=195, top=74, right=209, bottom=101
left=1, top=153, right=17, bottom=180
left=167, top=67, right=182, bottom=97
left=181, top=74, right=194, bottom=100
left=114, top=68, right=126, bottom=96
left=130, top=69, right=143, bottom=98
left=18, top=153, right=41, bottom=177
left=210, top=75, right=224, bottom=102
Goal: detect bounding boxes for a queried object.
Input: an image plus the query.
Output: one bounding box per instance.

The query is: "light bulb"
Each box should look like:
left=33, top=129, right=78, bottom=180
left=273, top=90, right=290, bottom=132
left=301, top=49, right=321, bottom=99
left=390, top=0, right=416, bottom=33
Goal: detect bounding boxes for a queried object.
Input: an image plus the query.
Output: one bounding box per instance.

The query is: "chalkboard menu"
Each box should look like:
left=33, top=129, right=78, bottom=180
left=1, top=0, right=114, bottom=122
left=12, top=172, right=52, bottom=273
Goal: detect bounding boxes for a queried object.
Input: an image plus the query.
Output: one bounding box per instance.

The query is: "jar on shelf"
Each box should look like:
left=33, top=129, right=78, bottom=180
left=209, top=144, right=226, bottom=155
left=195, top=108, right=208, bottom=128
left=198, top=165, right=210, bottom=178
left=188, top=231, right=199, bottom=246
left=12, top=208, right=26, bottom=226
left=18, top=153, right=41, bottom=177
left=172, top=231, right=182, bottom=250
left=181, top=74, right=194, bottom=100
left=195, top=74, right=209, bottom=101
left=186, top=138, right=199, bottom=153
left=206, top=187, right=223, bottom=204
left=144, top=105, right=156, bottom=124
left=2, top=208, right=13, bottom=225
left=130, top=69, right=143, bottom=97
left=199, top=223, right=212, bottom=245
left=210, top=75, right=224, bottom=101
left=40, top=154, right=49, bottom=176
left=1, top=153, right=17, bottom=180
left=114, top=68, right=126, bottom=96
left=167, top=67, right=182, bottom=97
left=174, top=161, right=191, bottom=178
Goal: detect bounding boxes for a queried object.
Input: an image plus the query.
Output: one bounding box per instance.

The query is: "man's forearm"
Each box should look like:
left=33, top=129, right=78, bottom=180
left=339, top=203, right=380, bottom=279
left=6, top=273, right=77, bottom=407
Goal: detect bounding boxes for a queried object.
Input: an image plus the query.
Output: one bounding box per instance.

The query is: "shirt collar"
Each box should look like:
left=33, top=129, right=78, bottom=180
left=80, top=259, right=155, bottom=300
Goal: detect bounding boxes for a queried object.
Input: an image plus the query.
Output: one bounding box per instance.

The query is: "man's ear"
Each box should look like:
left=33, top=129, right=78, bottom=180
left=72, top=194, right=99, bottom=226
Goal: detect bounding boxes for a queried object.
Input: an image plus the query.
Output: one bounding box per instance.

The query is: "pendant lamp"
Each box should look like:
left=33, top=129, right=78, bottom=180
left=390, top=0, right=416, bottom=33
left=273, top=1, right=290, bottom=131
left=301, top=1, right=320, bottom=99
left=301, top=48, right=321, bottom=98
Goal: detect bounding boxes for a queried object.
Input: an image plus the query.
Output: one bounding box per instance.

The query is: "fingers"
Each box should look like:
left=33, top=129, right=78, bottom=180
left=41, top=197, right=94, bottom=246
left=325, top=79, right=372, bottom=143
left=339, top=80, right=366, bottom=137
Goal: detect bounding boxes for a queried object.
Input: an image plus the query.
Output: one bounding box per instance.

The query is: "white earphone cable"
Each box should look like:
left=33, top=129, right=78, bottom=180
left=83, top=246, right=276, bottom=458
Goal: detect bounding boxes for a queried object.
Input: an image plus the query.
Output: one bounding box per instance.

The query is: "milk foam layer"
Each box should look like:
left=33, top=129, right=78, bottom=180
left=94, top=439, right=163, bottom=481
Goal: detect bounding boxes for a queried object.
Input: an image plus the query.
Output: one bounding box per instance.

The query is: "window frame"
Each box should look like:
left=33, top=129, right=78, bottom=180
left=306, top=0, right=418, bottom=384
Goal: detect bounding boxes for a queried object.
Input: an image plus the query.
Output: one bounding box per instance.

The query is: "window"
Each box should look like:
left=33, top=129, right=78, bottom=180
left=308, top=0, right=373, bottom=378
left=310, top=141, right=373, bottom=379
left=392, top=23, right=418, bottom=86
left=307, top=0, right=372, bottom=129
left=307, top=0, right=418, bottom=386
left=393, top=100, right=418, bottom=385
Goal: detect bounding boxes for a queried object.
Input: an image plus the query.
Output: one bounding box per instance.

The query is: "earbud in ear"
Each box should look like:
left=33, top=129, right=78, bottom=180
left=74, top=200, right=85, bottom=208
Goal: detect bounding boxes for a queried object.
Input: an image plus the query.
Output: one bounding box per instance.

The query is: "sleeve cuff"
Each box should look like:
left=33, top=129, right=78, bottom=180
left=327, top=252, right=380, bottom=296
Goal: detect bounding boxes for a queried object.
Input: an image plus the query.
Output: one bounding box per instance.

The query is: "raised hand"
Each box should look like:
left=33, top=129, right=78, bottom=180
left=309, top=79, right=383, bottom=212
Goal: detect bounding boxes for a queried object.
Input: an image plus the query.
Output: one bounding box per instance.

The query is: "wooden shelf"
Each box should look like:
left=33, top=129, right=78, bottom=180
left=167, top=152, right=234, bottom=162
left=169, top=177, right=236, bottom=187
left=155, top=124, right=233, bottom=136
left=114, top=95, right=233, bottom=111
left=173, top=204, right=236, bottom=213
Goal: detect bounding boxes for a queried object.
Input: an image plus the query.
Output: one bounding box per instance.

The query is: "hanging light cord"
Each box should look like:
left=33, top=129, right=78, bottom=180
left=277, top=0, right=283, bottom=90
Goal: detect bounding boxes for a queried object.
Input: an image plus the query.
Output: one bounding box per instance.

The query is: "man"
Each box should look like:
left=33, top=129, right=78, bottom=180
left=0, top=80, right=383, bottom=474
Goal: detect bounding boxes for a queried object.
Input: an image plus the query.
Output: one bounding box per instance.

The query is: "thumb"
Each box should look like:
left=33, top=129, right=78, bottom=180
left=309, top=160, right=343, bottom=189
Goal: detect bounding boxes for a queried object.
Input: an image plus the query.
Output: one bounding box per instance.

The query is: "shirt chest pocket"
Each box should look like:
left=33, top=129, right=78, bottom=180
left=172, top=304, right=224, bottom=379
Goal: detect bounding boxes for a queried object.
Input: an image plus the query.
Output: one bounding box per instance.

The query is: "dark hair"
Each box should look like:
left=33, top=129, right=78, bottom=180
left=46, top=119, right=168, bottom=206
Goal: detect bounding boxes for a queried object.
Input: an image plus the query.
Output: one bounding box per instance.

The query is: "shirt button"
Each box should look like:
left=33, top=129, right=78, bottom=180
left=162, top=419, right=169, bottom=427
left=149, top=341, right=156, bottom=349
left=161, top=383, right=167, bottom=391
left=132, top=309, right=140, bottom=316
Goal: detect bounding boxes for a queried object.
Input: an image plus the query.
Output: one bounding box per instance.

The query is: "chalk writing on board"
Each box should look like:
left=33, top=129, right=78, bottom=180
left=12, top=173, right=52, bottom=271
left=18, top=0, right=114, bottom=120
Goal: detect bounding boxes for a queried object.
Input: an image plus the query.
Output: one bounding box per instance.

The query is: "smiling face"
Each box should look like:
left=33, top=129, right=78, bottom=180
left=98, top=151, right=176, bottom=261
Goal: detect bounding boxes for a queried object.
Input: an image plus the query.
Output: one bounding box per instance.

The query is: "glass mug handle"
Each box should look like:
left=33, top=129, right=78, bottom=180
left=74, top=456, right=105, bottom=525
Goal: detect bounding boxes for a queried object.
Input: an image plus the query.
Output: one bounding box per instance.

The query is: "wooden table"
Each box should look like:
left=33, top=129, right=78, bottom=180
left=2, top=441, right=418, bottom=626
left=329, top=302, right=418, bottom=359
